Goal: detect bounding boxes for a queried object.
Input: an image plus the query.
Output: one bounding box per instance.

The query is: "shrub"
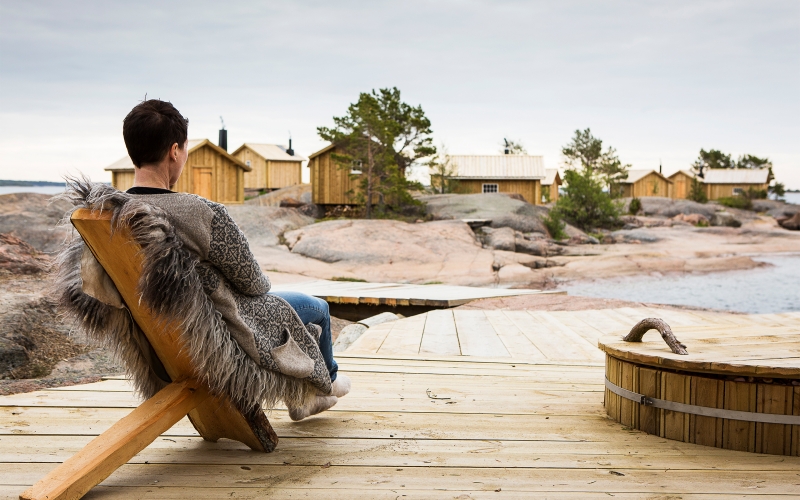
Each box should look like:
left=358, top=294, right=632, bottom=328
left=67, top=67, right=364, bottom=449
left=718, top=195, right=753, bottom=210
left=552, top=169, right=622, bottom=231
left=687, top=177, right=708, bottom=203
left=542, top=209, right=567, bottom=240
left=628, top=197, right=642, bottom=215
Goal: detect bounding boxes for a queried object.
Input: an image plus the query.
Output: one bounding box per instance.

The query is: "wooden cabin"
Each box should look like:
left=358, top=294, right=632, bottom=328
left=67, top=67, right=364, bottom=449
left=616, top=169, right=673, bottom=198
left=231, top=143, right=306, bottom=195
left=701, top=168, right=770, bottom=200
left=541, top=168, right=562, bottom=203
left=105, top=139, right=251, bottom=203
left=668, top=170, right=698, bottom=199
left=447, top=155, right=546, bottom=205
left=308, top=144, right=362, bottom=205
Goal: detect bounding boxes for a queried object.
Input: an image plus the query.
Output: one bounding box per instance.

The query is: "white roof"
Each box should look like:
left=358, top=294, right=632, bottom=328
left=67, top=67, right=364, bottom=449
left=237, top=143, right=306, bottom=162
left=702, top=168, right=770, bottom=184
left=448, top=155, right=545, bottom=179
left=105, top=155, right=135, bottom=171
left=542, top=169, right=560, bottom=186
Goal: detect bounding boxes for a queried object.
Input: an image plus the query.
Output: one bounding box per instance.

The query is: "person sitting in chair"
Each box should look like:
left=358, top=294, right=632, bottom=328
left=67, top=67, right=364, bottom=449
left=70, top=99, right=349, bottom=421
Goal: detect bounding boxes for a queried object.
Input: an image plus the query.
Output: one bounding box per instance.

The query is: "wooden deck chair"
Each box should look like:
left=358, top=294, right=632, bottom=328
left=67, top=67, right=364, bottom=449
left=21, top=209, right=278, bottom=500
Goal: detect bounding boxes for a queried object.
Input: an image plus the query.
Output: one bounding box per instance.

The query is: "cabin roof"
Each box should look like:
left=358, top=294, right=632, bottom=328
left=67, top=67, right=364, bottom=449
left=702, top=168, right=770, bottom=184
left=308, top=143, right=337, bottom=160
left=448, top=155, right=545, bottom=180
left=669, top=170, right=697, bottom=179
left=542, top=169, right=561, bottom=186
left=620, top=169, right=673, bottom=184
left=232, top=143, right=307, bottom=162
left=104, top=139, right=251, bottom=172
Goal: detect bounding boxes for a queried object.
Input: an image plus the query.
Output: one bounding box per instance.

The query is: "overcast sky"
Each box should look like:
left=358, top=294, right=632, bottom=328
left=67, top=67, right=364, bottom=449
left=1, top=1, right=798, bottom=187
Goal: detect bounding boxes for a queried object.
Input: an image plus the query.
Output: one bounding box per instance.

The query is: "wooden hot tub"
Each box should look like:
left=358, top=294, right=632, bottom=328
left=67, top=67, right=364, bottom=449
left=598, top=321, right=800, bottom=456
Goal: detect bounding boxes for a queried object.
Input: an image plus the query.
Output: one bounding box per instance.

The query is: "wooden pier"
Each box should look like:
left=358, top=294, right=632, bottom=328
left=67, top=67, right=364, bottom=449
left=272, top=279, right=563, bottom=320
left=3, top=307, right=800, bottom=498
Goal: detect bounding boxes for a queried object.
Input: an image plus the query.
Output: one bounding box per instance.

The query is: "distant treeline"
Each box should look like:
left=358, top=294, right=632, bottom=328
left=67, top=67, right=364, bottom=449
left=0, top=180, right=65, bottom=187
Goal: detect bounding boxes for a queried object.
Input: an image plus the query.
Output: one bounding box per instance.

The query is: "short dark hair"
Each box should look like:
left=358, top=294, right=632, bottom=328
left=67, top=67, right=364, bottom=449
left=123, top=99, right=189, bottom=167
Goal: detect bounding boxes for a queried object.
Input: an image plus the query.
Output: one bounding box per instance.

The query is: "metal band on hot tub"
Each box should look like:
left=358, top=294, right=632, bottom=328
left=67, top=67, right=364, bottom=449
left=605, top=377, right=800, bottom=425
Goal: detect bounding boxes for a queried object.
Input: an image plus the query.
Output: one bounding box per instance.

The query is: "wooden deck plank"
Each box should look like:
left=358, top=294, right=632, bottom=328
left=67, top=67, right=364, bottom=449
left=542, top=311, right=606, bottom=344
left=418, top=309, right=461, bottom=356
left=6, top=463, right=800, bottom=495
left=525, top=311, right=603, bottom=361
left=502, top=311, right=593, bottom=362
left=344, top=322, right=392, bottom=354
left=482, top=310, right=547, bottom=360
left=453, top=310, right=510, bottom=357
left=5, top=435, right=800, bottom=470
left=375, top=313, right=427, bottom=355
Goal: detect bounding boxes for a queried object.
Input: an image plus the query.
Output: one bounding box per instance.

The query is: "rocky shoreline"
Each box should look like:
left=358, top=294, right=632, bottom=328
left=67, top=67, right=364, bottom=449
left=1, top=190, right=799, bottom=394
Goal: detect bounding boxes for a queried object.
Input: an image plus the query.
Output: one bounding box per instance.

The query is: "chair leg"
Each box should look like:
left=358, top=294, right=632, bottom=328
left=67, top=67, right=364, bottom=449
left=20, top=379, right=209, bottom=500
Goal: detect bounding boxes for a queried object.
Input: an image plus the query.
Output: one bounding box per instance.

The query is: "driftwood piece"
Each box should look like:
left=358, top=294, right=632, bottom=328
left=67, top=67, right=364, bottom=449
left=623, top=318, right=688, bottom=355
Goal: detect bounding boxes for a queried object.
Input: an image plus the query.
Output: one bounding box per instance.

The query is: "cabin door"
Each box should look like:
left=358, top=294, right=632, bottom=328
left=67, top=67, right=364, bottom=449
left=193, top=168, right=213, bottom=200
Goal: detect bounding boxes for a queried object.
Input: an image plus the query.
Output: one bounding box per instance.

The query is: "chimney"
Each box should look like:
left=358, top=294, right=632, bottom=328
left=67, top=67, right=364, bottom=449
left=218, top=116, right=227, bottom=151
left=286, top=138, right=294, bottom=156
left=503, top=138, right=510, bottom=155
left=659, top=161, right=662, bottom=174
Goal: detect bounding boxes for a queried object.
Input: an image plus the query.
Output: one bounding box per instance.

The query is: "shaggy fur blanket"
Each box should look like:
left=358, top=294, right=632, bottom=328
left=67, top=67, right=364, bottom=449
left=53, top=179, right=330, bottom=412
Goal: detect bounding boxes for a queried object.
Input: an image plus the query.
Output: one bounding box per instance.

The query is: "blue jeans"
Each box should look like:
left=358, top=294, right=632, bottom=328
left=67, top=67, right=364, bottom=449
left=269, top=290, right=338, bottom=382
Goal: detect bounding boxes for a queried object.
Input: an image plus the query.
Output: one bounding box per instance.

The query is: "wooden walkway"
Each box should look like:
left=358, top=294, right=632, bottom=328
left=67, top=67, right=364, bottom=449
left=4, top=353, right=800, bottom=498
left=347, top=307, right=800, bottom=362
left=272, top=280, right=561, bottom=307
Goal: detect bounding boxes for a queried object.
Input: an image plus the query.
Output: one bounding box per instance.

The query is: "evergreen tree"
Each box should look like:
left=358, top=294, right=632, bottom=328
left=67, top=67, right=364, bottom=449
left=562, top=128, right=629, bottom=195
left=318, top=88, right=435, bottom=218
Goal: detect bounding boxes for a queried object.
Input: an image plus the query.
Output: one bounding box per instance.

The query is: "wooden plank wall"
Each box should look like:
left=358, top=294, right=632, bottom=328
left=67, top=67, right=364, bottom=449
left=111, top=171, right=135, bottom=191
left=706, top=183, right=769, bottom=200
left=237, top=148, right=267, bottom=190
left=457, top=179, right=541, bottom=205
left=670, top=172, right=692, bottom=199
left=623, top=173, right=671, bottom=198
left=310, top=148, right=360, bottom=205
left=172, top=144, right=244, bottom=203
left=237, top=148, right=303, bottom=190
left=267, top=161, right=302, bottom=189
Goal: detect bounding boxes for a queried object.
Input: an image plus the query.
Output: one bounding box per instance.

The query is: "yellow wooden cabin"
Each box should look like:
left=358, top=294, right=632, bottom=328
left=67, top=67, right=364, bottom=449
left=448, top=155, right=546, bottom=205
left=668, top=170, right=697, bottom=199
left=701, top=168, right=770, bottom=200
left=541, top=168, right=562, bottom=203
left=231, top=143, right=306, bottom=195
left=616, top=169, right=673, bottom=198
left=307, top=144, right=363, bottom=205
left=105, top=139, right=251, bottom=203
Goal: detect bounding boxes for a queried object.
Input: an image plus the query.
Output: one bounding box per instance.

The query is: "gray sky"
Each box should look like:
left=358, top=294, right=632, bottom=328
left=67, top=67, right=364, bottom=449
left=1, top=1, right=798, bottom=187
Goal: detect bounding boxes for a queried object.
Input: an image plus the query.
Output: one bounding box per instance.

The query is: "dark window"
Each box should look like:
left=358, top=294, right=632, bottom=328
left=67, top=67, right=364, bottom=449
left=483, top=183, right=499, bottom=193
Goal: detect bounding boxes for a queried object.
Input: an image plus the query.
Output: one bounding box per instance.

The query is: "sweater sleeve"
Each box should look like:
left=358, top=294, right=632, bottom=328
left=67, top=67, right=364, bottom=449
left=204, top=201, right=270, bottom=296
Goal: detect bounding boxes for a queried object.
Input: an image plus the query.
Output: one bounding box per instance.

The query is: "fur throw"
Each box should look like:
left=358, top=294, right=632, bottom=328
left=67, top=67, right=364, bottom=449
left=53, top=179, right=330, bottom=411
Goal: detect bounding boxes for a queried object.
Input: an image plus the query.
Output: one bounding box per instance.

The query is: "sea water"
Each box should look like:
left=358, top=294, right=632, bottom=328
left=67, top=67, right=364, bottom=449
left=0, top=186, right=65, bottom=196
left=560, top=253, right=800, bottom=314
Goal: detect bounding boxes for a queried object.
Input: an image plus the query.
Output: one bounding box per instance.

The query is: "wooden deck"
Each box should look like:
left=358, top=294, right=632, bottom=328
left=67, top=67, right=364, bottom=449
left=3, top=307, right=800, bottom=498
left=271, top=280, right=563, bottom=320
left=5, top=353, right=800, bottom=498
left=347, top=306, right=800, bottom=362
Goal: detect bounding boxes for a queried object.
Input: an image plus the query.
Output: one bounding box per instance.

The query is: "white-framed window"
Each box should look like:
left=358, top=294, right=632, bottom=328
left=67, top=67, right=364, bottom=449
left=733, top=187, right=744, bottom=195
left=245, top=160, right=251, bottom=167
left=350, top=160, right=363, bottom=175
left=482, top=183, right=499, bottom=193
